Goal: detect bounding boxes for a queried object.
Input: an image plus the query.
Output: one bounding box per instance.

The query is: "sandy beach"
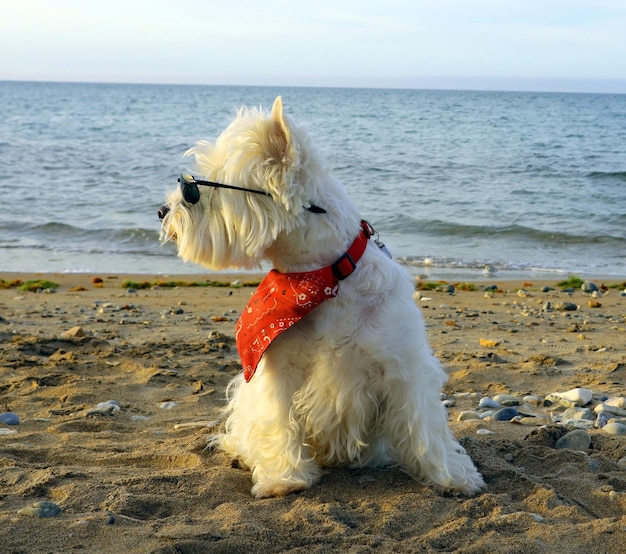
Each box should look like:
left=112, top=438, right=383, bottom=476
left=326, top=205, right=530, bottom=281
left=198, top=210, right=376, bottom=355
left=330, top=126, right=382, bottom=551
left=1, top=272, right=625, bottom=553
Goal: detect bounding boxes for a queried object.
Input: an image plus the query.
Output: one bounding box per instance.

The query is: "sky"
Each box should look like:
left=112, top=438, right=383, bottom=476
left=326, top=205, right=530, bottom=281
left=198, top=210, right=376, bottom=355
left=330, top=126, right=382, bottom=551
left=2, top=0, right=626, bottom=93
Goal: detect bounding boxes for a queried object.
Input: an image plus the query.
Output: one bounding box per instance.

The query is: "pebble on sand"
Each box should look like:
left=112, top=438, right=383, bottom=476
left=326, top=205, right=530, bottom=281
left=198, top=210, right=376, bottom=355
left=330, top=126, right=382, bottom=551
left=457, top=411, right=482, bottom=421
left=61, top=325, right=86, bottom=339
left=160, top=401, right=178, bottom=409
left=478, top=397, right=500, bottom=409
left=604, top=397, right=626, bottom=410
left=18, top=501, right=62, bottom=518
left=560, top=406, right=595, bottom=421
left=594, top=402, right=626, bottom=417
left=0, top=428, right=18, bottom=435
left=602, top=422, right=626, bottom=436
left=491, top=407, right=519, bottom=421
left=0, top=412, right=20, bottom=425
left=492, top=394, right=520, bottom=406
left=581, top=281, right=598, bottom=293
left=555, top=429, right=591, bottom=451
left=554, top=388, right=593, bottom=406
left=511, top=415, right=550, bottom=426
left=86, top=400, right=120, bottom=416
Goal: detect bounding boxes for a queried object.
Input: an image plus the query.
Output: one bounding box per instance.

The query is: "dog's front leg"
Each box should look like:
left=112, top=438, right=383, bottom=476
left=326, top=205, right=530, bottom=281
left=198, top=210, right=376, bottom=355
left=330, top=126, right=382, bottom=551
left=216, top=360, right=322, bottom=499
left=382, top=352, right=485, bottom=495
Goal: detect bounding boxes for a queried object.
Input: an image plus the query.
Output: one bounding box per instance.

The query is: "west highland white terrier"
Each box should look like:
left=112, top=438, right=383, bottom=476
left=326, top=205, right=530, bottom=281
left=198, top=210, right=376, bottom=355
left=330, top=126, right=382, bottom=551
left=158, top=97, right=484, bottom=498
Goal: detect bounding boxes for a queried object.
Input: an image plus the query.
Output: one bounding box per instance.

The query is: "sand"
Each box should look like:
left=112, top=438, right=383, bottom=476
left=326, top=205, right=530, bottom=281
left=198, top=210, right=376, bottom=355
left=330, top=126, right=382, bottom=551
left=1, top=272, right=625, bottom=553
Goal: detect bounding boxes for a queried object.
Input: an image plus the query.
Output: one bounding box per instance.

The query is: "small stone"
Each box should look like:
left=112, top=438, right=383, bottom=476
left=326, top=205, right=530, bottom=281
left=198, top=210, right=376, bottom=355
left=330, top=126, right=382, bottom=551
left=595, top=412, right=614, bottom=428
left=460, top=409, right=485, bottom=424
left=86, top=405, right=116, bottom=417
left=560, top=419, right=594, bottom=430
left=543, top=394, right=579, bottom=409
left=230, top=279, right=243, bottom=288
left=511, top=415, right=550, bottom=426
left=0, top=428, right=18, bottom=435
left=0, top=412, right=20, bottom=425
left=492, top=394, right=520, bottom=406
left=173, top=420, right=215, bottom=430
left=581, top=281, right=598, bottom=293
left=476, top=429, right=495, bottom=435
left=492, top=407, right=519, bottom=421
left=602, top=422, right=626, bottom=436
left=86, top=400, right=120, bottom=417
left=556, top=388, right=593, bottom=406
left=588, top=458, right=602, bottom=473
left=555, top=429, right=591, bottom=451
left=605, top=397, right=626, bottom=409
left=160, top=401, right=178, bottom=409
left=561, top=407, right=595, bottom=421
left=541, top=286, right=554, bottom=293
left=442, top=399, right=455, bottom=408
left=555, top=302, right=577, bottom=311
left=478, top=397, right=500, bottom=409
left=587, top=300, right=602, bottom=308
left=541, top=301, right=553, bottom=312
left=479, top=338, right=501, bottom=348
left=560, top=287, right=576, bottom=293
left=61, top=326, right=86, bottom=338
left=18, top=501, right=61, bottom=518
left=594, top=402, right=626, bottom=417
left=436, top=284, right=455, bottom=294
left=523, top=395, right=543, bottom=406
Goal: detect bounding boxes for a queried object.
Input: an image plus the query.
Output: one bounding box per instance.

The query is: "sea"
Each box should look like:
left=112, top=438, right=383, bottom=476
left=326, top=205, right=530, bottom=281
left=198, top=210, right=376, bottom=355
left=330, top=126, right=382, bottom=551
left=1, top=80, right=624, bottom=281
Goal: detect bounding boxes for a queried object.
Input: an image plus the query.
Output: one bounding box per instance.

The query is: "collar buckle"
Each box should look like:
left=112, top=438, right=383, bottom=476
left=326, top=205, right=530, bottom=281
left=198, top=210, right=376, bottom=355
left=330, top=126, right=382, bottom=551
left=331, top=252, right=357, bottom=280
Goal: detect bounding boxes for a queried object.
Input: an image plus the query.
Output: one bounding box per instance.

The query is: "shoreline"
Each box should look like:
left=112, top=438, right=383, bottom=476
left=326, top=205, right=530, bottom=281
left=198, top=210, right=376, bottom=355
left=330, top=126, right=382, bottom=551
left=2, top=270, right=625, bottom=290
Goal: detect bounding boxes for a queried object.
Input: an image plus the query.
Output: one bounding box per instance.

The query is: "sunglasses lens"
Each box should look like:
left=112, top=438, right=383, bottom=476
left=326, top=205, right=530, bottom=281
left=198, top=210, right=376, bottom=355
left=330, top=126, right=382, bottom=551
left=179, top=175, right=200, bottom=204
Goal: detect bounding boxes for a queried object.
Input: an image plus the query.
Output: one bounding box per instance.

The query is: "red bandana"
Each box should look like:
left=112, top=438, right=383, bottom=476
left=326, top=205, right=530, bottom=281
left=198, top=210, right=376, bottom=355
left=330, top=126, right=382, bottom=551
left=236, top=221, right=371, bottom=381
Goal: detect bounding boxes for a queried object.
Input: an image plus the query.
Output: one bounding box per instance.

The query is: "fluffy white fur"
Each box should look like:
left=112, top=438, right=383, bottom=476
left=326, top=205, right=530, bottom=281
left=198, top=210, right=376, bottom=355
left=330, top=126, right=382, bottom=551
left=160, top=97, right=485, bottom=498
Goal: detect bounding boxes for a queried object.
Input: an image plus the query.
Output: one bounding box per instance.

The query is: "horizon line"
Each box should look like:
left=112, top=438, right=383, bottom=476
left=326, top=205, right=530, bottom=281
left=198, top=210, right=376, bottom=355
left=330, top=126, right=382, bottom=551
left=2, top=75, right=626, bottom=95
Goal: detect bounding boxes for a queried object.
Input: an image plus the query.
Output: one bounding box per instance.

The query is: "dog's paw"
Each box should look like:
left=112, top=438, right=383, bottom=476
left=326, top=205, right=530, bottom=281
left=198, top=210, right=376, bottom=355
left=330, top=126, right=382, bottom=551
left=437, top=473, right=486, bottom=496
left=251, top=480, right=311, bottom=499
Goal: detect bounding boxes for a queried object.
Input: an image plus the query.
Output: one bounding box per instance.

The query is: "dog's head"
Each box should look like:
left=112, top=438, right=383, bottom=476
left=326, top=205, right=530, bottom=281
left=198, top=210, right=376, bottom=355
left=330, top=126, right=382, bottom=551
left=159, top=97, right=333, bottom=270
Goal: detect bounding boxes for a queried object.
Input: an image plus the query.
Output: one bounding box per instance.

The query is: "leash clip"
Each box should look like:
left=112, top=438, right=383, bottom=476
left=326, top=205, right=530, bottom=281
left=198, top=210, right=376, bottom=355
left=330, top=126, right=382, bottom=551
left=364, top=221, right=392, bottom=259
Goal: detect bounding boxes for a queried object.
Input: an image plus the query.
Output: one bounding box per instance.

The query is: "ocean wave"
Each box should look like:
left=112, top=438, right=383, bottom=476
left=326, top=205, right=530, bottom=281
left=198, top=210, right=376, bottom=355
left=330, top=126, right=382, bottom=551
left=396, top=255, right=568, bottom=274
left=587, top=170, right=626, bottom=181
left=0, top=221, right=166, bottom=258
left=383, top=217, right=624, bottom=245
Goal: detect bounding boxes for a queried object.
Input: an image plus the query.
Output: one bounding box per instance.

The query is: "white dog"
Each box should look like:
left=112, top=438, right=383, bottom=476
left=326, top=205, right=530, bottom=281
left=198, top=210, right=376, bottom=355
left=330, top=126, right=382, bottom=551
left=159, top=97, right=484, bottom=498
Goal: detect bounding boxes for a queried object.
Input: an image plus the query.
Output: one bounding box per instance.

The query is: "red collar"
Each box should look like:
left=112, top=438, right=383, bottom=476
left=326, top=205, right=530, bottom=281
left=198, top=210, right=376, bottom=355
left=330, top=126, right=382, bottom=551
left=236, top=220, right=371, bottom=381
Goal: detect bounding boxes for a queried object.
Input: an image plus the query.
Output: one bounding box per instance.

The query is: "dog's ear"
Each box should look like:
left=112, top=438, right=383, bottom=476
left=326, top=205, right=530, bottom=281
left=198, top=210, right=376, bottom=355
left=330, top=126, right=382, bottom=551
left=268, top=96, right=295, bottom=168
left=270, top=96, right=290, bottom=151
left=265, top=96, right=303, bottom=211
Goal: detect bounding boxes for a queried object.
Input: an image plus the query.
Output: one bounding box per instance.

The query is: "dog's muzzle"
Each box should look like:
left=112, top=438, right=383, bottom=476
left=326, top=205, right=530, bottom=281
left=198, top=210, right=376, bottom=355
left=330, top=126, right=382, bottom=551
left=158, top=205, right=170, bottom=221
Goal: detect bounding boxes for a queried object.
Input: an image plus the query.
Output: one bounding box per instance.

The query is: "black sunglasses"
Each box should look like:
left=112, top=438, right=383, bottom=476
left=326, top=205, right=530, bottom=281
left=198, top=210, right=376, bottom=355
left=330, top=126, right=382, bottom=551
left=177, top=174, right=327, bottom=214
left=178, top=174, right=272, bottom=205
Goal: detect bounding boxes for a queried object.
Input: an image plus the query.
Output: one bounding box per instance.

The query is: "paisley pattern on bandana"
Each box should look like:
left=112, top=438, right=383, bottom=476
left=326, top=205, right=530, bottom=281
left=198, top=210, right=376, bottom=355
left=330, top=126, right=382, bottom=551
left=236, top=220, right=371, bottom=382
left=236, top=267, right=338, bottom=381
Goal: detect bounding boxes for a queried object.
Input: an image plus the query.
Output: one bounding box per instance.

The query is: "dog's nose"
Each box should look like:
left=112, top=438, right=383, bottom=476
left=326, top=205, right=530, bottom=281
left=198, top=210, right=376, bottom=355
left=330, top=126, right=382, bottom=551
left=158, top=205, right=170, bottom=221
